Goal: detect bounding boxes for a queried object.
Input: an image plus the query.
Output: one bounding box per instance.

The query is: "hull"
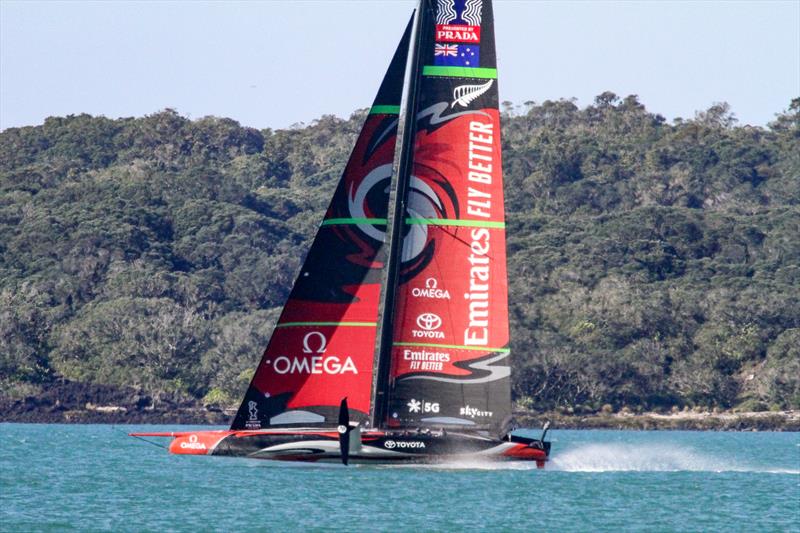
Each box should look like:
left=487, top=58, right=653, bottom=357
left=130, top=428, right=550, bottom=467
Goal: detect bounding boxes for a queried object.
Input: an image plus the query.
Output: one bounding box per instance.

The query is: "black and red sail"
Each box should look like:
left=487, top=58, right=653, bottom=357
left=232, top=0, right=511, bottom=436
left=230, top=20, right=412, bottom=430
left=381, top=0, right=512, bottom=434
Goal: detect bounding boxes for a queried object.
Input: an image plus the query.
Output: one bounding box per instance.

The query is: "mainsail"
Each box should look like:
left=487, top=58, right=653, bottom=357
left=230, top=20, right=412, bottom=430
left=232, top=0, right=510, bottom=435
left=379, top=0, right=512, bottom=434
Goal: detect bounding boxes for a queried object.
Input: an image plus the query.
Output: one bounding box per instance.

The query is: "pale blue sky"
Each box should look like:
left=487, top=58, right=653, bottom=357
left=1, top=0, right=798, bottom=131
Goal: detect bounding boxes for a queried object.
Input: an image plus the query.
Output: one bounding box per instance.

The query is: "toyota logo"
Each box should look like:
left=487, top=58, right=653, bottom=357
left=416, top=313, right=442, bottom=331
left=384, top=440, right=397, bottom=449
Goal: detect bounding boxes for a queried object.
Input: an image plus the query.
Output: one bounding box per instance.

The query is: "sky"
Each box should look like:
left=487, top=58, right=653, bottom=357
left=1, top=0, right=798, bottom=131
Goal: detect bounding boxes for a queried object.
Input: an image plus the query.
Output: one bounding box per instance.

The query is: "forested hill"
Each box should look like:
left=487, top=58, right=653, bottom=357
left=1, top=94, right=798, bottom=418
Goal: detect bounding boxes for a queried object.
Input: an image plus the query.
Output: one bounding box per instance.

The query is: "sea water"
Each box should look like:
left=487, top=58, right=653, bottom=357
left=1, top=424, right=797, bottom=532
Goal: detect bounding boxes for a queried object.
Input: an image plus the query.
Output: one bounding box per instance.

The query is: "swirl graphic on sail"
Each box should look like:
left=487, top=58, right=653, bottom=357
left=347, top=163, right=459, bottom=277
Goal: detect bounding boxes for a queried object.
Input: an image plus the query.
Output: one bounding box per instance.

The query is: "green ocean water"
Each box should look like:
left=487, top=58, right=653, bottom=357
left=1, top=424, right=797, bottom=532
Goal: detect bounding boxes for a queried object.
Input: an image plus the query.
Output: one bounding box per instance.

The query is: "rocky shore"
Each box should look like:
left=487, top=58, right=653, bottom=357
left=0, top=379, right=230, bottom=425
left=2, top=379, right=798, bottom=430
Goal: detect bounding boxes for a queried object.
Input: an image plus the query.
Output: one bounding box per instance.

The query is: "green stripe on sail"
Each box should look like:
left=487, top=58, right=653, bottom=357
left=321, top=217, right=387, bottom=226
left=394, top=342, right=510, bottom=353
left=276, top=321, right=377, bottom=328
left=369, top=105, right=401, bottom=115
left=422, top=66, right=498, bottom=79
left=405, top=218, right=505, bottom=229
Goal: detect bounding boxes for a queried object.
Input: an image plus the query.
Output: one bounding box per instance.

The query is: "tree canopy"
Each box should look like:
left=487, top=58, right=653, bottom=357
left=1, top=96, right=798, bottom=413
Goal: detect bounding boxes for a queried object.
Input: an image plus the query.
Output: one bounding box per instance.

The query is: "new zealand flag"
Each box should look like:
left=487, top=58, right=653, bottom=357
left=433, top=44, right=480, bottom=67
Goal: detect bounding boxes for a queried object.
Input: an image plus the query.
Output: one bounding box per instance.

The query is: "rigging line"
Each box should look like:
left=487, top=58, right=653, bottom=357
left=114, top=426, right=168, bottom=450
left=424, top=223, right=503, bottom=263
left=431, top=223, right=471, bottom=247
left=371, top=0, right=426, bottom=428
left=130, top=434, right=168, bottom=450
left=427, top=254, right=459, bottom=384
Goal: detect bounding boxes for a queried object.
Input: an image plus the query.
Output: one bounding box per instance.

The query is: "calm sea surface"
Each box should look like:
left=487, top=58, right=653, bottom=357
left=1, top=424, right=797, bottom=532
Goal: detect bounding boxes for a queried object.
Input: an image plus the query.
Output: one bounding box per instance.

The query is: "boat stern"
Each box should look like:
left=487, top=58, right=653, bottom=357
left=500, top=433, right=551, bottom=467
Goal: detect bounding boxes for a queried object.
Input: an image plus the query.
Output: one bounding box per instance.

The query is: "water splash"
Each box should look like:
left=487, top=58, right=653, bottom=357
left=549, top=443, right=799, bottom=473
left=227, top=442, right=799, bottom=473
left=385, top=459, right=541, bottom=471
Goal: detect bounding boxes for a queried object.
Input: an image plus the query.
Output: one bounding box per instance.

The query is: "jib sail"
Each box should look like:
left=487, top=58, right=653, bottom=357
left=380, top=0, right=512, bottom=434
left=230, top=20, right=412, bottom=430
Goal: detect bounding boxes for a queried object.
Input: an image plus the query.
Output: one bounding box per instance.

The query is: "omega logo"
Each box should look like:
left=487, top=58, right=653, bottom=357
left=268, top=330, right=357, bottom=375
left=411, top=278, right=451, bottom=300
left=303, top=331, right=327, bottom=353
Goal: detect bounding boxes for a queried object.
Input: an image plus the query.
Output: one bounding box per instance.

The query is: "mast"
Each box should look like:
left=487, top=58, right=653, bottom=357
left=370, top=0, right=427, bottom=428
left=373, top=0, right=512, bottom=435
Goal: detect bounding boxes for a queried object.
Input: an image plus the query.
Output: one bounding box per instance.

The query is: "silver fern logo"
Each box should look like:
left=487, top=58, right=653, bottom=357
left=452, top=79, right=494, bottom=108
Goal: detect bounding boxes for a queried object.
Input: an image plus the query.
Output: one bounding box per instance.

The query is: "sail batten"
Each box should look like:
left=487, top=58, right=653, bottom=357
left=369, top=105, right=402, bottom=115
left=394, top=342, right=510, bottom=352
left=320, top=218, right=388, bottom=226
left=422, top=66, right=498, bottom=78
left=276, top=322, right=378, bottom=328
left=404, top=217, right=504, bottom=228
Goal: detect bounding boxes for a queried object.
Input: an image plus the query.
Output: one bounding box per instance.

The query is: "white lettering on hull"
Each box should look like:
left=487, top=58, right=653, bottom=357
left=180, top=434, right=207, bottom=450
left=384, top=440, right=426, bottom=449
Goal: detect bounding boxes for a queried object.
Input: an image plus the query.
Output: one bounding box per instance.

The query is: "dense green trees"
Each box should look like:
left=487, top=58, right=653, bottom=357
left=1, top=96, right=798, bottom=412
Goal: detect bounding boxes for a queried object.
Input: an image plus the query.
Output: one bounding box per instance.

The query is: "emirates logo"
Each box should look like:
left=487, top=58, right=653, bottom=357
left=416, top=313, right=442, bottom=331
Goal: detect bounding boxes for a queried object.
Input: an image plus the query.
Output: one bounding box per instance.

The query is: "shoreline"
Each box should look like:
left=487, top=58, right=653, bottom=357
left=2, top=405, right=798, bottom=431
left=3, top=379, right=797, bottom=430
